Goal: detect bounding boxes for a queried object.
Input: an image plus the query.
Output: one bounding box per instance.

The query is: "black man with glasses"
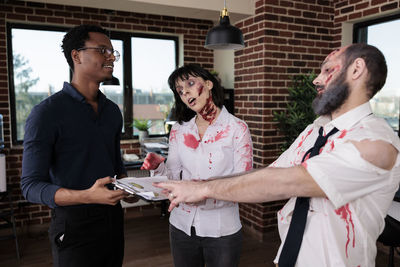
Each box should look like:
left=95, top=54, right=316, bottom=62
left=21, top=24, right=128, bottom=267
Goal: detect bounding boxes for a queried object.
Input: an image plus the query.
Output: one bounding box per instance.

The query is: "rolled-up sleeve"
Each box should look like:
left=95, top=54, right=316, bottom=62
left=21, top=104, right=60, bottom=208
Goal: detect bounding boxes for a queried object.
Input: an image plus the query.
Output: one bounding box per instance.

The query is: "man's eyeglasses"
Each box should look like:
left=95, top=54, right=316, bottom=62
left=77, top=47, right=120, bottom=62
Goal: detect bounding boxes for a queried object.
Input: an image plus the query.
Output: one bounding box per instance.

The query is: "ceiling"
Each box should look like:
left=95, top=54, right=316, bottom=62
left=24, top=0, right=255, bottom=23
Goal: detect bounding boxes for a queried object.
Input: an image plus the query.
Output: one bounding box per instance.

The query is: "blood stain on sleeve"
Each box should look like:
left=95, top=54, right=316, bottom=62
left=169, top=129, right=177, bottom=142
left=236, top=121, right=247, bottom=132
left=335, top=203, right=355, bottom=258
left=242, top=143, right=253, bottom=171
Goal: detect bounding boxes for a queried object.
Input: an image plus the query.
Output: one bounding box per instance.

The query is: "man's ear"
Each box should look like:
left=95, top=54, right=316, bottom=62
left=71, top=49, right=81, bottom=65
left=350, top=57, right=366, bottom=80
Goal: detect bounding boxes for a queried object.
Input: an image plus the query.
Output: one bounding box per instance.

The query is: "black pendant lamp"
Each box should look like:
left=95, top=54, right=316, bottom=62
left=102, top=75, right=120, bottom=86
left=205, top=0, right=245, bottom=50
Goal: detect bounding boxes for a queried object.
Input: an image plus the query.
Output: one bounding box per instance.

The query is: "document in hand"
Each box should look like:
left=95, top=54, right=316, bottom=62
left=113, top=176, right=168, bottom=201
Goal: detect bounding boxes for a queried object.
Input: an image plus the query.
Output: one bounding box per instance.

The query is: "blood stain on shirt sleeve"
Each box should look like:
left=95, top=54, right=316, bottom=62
left=242, top=143, right=253, bottom=171
left=334, top=203, right=355, bottom=258
left=236, top=121, right=247, bottom=133
left=169, top=129, right=177, bottom=142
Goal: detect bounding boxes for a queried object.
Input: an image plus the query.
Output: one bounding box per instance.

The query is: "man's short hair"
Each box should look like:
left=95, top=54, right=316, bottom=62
left=61, top=24, right=107, bottom=71
left=341, top=43, right=387, bottom=98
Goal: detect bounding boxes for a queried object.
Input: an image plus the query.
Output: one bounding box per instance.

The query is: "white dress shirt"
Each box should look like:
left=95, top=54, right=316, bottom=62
left=272, top=102, right=400, bottom=267
left=153, top=107, right=253, bottom=237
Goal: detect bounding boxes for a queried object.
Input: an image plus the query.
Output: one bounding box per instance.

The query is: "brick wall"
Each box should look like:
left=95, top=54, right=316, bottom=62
left=1, top=0, right=399, bottom=238
left=332, top=0, right=400, bottom=46
left=0, top=0, right=213, bottom=228
left=235, top=0, right=399, bottom=240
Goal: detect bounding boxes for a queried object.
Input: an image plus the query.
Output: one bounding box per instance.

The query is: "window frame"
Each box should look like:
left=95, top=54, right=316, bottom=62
left=7, top=23, right=71, bottom=145
left=111, top=32, right=179, bottom=139
left=353, top=14, right=400, bottom=137
left=7, top=23, right=179, bottom=145
left=353, top=13, right=400, bottom=43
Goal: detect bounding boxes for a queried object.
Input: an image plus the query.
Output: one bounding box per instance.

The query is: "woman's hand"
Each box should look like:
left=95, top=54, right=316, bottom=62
left=140, top=152, right=165, bottom=170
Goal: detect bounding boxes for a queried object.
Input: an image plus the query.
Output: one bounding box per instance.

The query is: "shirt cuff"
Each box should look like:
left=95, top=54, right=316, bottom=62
left=150, top=161, right=166, bottom=177
left=43, top=184, right=62, bottom=209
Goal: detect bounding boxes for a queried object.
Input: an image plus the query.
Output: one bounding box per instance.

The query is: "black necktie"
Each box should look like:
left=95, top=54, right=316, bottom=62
left=278, top=126, right=339, bottom=267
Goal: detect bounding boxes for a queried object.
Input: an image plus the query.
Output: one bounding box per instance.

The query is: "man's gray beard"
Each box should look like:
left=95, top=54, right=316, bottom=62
left=312, top=72, right=349, bottom=116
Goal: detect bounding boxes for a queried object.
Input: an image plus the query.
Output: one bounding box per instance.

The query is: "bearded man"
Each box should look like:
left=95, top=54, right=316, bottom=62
left=154, top=43, right=400, bottom=267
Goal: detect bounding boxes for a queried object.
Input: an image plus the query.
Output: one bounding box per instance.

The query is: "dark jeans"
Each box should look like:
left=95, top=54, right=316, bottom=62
left=49, top=204, right=124, bottom=267
left=169, top=224, right=242, bottom=267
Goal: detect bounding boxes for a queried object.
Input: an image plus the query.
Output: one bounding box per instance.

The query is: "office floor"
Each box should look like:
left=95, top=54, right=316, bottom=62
left=0, top=214, right=398, bottom=267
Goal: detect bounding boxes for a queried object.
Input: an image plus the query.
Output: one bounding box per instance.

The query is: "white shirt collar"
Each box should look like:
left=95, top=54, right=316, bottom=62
left=314, top=102, right=373, bottom=131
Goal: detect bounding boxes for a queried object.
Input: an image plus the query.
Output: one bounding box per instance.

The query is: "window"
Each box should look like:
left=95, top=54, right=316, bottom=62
left=131, top=37, right=176, bottom=135
left=354, top=15, right=400, bottom=134
left=8, top=26, right=69, bottom=142
left=7, top=24, right=178, bottom=144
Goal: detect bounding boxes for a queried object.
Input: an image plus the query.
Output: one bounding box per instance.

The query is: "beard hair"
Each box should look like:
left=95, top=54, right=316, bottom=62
left=312, top=70, right=349, bottom=116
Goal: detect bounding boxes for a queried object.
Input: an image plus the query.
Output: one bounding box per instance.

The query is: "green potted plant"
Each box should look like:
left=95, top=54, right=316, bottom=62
left=133, top=118, right=152, bottom=142
left=273, top=73, right=317, bottom=152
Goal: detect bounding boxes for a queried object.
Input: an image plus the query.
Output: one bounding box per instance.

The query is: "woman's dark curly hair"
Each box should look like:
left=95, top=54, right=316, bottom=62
left=168, top=64, right=224, bottom=124
left=61, top=24, right=107, bottom=71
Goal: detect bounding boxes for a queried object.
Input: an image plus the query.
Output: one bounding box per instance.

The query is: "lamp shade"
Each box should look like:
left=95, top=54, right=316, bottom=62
left=205, top=15, right=244, bottom=50
left=102, top=75, right=120, bottom=86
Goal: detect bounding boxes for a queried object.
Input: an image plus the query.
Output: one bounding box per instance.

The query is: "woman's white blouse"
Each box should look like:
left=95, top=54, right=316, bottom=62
left=153, top=107, right=253, bottom=237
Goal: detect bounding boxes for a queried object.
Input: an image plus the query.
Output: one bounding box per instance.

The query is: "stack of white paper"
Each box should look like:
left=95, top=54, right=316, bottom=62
left=113, top=176, right=168, bottom=201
